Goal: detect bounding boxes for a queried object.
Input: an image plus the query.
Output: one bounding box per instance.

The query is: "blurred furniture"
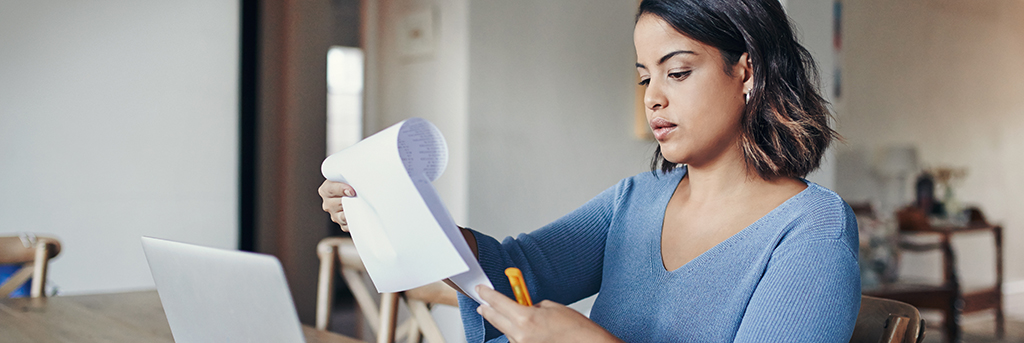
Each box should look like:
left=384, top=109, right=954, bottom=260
left=851, top=295, right=925, bottom=343
left=0, top=234, right=61, bottom=298
left=0, top=290, right=360, bottom=343
left=861, top=206, right=1003, bottom=343
left=316, top=237, right=458, bottom=343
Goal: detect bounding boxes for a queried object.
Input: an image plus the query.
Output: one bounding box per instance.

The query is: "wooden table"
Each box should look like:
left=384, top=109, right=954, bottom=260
left=0, top=290, right=364, bottom=343
left=864, top=206, right=1005, bottom=343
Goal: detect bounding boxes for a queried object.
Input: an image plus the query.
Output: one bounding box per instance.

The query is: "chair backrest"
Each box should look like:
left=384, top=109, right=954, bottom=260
left=316, top=237, right=457, bottom=343
left=0, top=234, right=61, bottom=298
left=851, top=295, right=925, bottom=343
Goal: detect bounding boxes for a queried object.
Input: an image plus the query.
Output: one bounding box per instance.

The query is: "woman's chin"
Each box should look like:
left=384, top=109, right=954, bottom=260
left=659, top=151, right=687, bottom=166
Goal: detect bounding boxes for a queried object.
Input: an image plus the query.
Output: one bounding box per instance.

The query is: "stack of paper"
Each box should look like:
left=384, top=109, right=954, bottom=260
left=321, top=118, right=492, bottom=304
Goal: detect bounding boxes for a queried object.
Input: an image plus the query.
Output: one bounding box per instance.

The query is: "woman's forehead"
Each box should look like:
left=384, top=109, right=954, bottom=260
left=635, top=16, right=717, bottom=66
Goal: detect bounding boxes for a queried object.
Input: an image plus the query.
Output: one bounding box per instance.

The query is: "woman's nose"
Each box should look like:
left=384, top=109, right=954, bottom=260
left=644, top=81, right=666, bottom=111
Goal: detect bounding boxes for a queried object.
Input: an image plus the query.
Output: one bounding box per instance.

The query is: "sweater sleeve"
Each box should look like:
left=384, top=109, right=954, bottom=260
left=458, top=181, right=621, bottom=343
left=733, top=207, right=861, bottom=342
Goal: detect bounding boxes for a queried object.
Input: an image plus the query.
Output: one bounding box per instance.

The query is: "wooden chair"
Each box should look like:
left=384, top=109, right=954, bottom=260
left=851, top=295, right=925, bottom=343
left=0, top=234, right=61, bottom=298
left=315, top=237, right=458, bottom=343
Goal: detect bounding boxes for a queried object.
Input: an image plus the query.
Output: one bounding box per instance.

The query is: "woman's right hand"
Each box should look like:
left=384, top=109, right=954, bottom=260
left=319, top=180, right=357, bottom=231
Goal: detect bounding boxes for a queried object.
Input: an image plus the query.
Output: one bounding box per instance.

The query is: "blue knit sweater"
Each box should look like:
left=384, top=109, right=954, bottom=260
left=458, top=168, right=861, bottom=342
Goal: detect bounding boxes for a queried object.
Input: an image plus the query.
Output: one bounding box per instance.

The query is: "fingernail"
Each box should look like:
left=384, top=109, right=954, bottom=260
left=476, top=306, right=483, bottom=314
left=344, top=190, right=353, bottom=197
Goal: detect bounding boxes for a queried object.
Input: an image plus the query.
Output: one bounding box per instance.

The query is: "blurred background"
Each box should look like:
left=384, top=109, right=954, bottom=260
left=1, top=0, right=1021, bottom=342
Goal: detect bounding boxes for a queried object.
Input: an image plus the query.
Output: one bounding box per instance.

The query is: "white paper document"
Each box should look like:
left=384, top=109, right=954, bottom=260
left=321, top=118, right=493, bottom=304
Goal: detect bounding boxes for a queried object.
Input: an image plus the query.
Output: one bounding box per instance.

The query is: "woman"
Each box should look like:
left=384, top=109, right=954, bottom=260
left=319, top=0, right=860, bottom=341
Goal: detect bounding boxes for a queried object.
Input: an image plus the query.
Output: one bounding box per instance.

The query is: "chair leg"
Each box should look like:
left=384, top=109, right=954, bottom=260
left=30, top=242, right=49, bottom=298
left=407, top=319, right=422, bottom=343
left=407, top=299, right=445, bottom=343
left=995, top=306, right=1005, bottom=338
left=395, top=319, right=417, bottom=343
left=945, top=298, right=962, bottom=343
left=996, top=227, right=1005, bottom=339
left=315, top=244, right=337, bottom=330
left=378, top=293, right=400, bottom=343
left=343, top=269, right=382, bottom=333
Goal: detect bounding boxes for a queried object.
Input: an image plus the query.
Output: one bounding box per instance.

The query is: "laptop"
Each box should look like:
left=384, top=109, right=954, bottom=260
left=141, top=236, right=306, bottom=343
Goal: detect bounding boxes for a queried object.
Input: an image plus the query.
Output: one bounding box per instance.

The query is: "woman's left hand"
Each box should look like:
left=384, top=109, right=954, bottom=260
left=475, top=285, right=623, bottom=343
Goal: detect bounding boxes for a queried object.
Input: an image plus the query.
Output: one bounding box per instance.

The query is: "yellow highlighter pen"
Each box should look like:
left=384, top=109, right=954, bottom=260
left=504, top=267, right=533, bottom=306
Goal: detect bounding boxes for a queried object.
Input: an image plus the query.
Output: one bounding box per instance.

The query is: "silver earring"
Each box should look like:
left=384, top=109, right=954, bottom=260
left=744, top=92, right=750, bottom=104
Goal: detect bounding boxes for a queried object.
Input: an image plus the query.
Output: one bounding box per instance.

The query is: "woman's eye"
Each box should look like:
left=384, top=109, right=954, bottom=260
left=668, top=71, right=692, bottom=80
left=637, top=78, right=650, bottom=87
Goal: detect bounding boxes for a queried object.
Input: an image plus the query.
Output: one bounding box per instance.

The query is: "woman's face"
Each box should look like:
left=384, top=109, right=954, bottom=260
left=634, top=14, right=751, bottom=167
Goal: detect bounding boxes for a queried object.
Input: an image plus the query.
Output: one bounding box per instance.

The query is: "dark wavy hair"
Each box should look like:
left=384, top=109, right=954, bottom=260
left=639, top=0, right=838, bottom=179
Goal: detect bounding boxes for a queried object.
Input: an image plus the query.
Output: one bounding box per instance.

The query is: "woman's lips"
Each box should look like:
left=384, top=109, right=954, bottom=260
left=653, top=126, right=676, bottom=141
left=650, top=117, right=677, bottom=141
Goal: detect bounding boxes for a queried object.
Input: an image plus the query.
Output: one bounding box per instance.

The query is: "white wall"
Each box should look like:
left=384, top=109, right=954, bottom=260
left=835, top=0, right=1024, bottom=287
left=786, top=0, right=838, bottom=190
left=366, top=0, right=470, bottom=224
left=466, top=0, right=651, bottom=239
left=0, top=0, right=239, bottom=294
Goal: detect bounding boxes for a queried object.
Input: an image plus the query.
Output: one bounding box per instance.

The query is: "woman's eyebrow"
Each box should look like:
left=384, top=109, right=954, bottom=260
left=636, top=50, right=697, bottom=69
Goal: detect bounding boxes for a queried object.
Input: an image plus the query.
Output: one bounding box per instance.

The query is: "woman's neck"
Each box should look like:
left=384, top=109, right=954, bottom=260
left=678, top=145, right=799, bottom=206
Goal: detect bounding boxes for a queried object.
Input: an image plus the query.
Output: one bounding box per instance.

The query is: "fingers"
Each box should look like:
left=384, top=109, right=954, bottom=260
left=318, top=180, right=356, bottom=198
left=477, top=284, right=527, bottom=314
left=319, top=180, right=356, bottom=232
left=476, top=285, right=533, bottom=335
left=476, top=286, right=518, bottom=336
left=335, top=211, right=347, bottom=225
left=477, top=289, right=602, bottom=343
left=477, top=302, right=516, bottom=337
left=322, top=196, right=344, bottom=219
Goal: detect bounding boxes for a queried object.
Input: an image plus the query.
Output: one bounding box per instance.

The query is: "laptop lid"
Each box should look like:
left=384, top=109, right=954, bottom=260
left=141, top=237, right=306, bottom=343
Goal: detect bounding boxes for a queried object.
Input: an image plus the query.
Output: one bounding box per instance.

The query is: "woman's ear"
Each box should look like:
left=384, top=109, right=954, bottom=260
left=740, top=53, right=754, bottom=95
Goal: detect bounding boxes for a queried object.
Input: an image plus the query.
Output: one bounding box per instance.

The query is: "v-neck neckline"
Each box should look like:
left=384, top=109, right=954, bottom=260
left=654, top=167, right=812, bottom=274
